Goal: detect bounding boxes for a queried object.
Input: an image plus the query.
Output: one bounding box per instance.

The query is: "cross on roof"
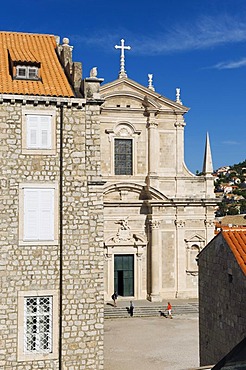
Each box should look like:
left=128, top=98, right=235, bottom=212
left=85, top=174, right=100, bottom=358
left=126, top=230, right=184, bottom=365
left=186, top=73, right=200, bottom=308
left=115, top=39, right=131, bottom=78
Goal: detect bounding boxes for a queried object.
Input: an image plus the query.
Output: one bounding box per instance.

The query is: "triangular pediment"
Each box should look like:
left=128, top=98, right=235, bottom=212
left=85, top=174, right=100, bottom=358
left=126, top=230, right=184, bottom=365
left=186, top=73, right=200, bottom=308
left=185, top=234, right=205, bottom=243
left=100, top=77, right=189, bottom=113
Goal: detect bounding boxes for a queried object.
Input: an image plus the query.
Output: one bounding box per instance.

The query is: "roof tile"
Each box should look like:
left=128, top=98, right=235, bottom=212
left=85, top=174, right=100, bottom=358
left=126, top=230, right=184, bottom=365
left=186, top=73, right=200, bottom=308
left=222, top=230, right=246, bottom=275
left=0, top=31, right=74, bottom=97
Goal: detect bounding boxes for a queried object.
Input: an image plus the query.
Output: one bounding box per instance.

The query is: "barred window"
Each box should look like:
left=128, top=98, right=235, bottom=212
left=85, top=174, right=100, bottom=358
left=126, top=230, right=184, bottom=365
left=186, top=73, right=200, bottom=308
left=24, top=296, right=52, bottom=354
left=114, top=138, right=133, bottom=175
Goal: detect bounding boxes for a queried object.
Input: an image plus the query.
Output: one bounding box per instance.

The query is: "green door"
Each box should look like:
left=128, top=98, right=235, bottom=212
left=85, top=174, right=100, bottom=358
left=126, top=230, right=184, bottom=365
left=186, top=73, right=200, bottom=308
left=114, top=254, right=134, bottom=296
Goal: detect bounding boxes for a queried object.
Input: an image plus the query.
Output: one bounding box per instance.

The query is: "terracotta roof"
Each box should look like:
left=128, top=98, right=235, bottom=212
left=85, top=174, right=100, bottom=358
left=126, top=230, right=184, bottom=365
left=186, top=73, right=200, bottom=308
left=0, top=31, right=74, bottom=97
left=222, top=230, right=246, bottom=275
left=219, top=214, right=246, bottom=227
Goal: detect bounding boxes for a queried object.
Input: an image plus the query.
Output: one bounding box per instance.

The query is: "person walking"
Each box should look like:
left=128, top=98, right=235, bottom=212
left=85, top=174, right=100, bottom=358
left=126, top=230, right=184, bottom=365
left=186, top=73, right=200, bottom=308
left=112, top=291, right=118, bottom=307
left=129, top=300, right=134, bottom=317
left=166, top=302, right=173, bottom=319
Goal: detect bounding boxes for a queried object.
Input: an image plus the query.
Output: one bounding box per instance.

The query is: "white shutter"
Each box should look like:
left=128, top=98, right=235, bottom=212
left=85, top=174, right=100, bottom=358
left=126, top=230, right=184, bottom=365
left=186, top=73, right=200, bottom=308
left=24, top=189, right=39, bottom=240
left=26, top=115, right=52, bottom=149
left=40, top=116, right=51, bottom=149
left=26, top=116, right=38, bottom=148
left=39, top=189, right=54, bottom=240
left=23, top=188, right=54, bottom=241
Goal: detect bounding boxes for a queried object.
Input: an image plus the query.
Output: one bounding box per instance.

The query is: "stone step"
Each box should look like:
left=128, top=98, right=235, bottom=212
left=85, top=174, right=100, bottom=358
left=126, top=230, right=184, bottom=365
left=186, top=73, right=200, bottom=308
left=104, top=303, right=199, bottom=319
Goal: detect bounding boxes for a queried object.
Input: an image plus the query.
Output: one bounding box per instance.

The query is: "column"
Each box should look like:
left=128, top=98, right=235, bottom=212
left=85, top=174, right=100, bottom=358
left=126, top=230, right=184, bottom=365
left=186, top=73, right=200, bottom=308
left=149, top=219, right=161, bottom=302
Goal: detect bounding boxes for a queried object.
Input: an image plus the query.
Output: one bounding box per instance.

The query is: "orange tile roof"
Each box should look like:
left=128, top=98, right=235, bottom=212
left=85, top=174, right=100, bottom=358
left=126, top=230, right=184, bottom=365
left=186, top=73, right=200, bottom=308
left=222, top=230, right=246, bottom=275
left=0, top=31, right=74, bottom=97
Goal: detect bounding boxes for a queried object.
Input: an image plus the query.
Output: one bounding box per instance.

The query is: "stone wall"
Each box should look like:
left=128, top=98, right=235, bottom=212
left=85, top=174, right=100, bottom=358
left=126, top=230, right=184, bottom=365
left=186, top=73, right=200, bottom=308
left=199, top=233, right=246, bottom=366
left=0, top=99, right=104, bottom=369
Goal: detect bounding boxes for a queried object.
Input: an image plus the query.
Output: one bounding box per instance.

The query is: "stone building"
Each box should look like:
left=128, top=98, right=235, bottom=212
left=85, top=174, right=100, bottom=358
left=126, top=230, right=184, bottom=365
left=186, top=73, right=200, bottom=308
left=100, top=40, right=217, bottom=302
left=198, top=229, right=246, bottom=366
left=0, top=32, right=104, bottom=369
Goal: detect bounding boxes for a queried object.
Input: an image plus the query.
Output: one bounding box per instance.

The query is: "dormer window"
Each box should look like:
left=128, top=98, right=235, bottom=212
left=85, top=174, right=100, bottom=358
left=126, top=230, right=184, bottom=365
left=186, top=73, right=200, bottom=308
left=16, top=65, right=39, bottom=80
left=8, top=49, right=41, bottom=81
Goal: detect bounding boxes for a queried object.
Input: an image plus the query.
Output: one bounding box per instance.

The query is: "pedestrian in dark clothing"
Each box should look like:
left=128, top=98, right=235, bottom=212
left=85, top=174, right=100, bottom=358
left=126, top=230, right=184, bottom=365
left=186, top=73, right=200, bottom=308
left=129, top=301, right=134, bottom=317
left=112, top=291, right=118, bottom=307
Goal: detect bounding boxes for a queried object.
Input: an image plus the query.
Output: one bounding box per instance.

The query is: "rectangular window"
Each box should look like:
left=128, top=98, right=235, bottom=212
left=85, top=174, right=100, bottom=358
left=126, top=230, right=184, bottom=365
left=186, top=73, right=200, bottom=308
left=16, top=65, right=39, bottom=80
left=17, top=66, right=27, bottom=78
left=26, top=115, right=52, bottom=149
left=24, top=188, right=54, bottom=241
left=24, top=296, right=52, bottom=354
left=114, top=138, right=133, bottom=175
left=22, top=109, right=56, bottom=155
left=18, top=290, right=58, bottom=361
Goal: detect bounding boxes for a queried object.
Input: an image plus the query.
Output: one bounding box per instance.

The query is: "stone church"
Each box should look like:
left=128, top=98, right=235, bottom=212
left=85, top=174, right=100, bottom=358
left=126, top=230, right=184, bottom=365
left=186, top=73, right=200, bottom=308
left=99, top=39, right=217, bottom=302
left=0, top=31, right=216, bottom=369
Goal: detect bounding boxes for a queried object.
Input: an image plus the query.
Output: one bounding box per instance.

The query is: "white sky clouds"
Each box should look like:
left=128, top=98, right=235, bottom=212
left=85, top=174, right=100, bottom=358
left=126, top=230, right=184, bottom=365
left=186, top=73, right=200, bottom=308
left=75, top=14, right=246, bottom=56
left=132, top=15, right=246, bottom=54
left=211, top=58, right=246, bottom=70
left=222, top=140, right=241, bottom=145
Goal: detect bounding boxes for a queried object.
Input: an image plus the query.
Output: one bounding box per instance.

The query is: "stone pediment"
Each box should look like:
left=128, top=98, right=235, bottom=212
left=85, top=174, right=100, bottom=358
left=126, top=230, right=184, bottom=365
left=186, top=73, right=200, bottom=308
left=100, top=77, right=189, bottom=113
left=103, top=182, right=169, bottom=201
left=185, top=234, right=205, bottom=243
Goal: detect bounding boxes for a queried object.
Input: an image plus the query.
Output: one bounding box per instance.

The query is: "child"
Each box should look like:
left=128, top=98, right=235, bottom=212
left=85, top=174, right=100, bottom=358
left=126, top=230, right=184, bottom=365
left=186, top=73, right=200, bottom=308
left=166, top=302, right=172, bottom=319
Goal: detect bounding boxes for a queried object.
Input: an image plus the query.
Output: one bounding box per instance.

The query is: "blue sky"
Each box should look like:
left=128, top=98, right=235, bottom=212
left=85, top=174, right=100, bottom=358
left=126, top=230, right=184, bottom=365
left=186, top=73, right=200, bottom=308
left=2, top=0, right=246, bottom=173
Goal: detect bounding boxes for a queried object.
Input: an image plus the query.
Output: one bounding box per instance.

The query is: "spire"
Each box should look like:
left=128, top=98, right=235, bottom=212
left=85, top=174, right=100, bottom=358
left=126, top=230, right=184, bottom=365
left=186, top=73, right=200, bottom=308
left=202, top=132, right=213, bottom=175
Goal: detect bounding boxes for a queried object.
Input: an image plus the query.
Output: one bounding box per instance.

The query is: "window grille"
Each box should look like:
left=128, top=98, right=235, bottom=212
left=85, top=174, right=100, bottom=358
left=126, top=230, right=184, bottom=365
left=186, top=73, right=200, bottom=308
left=24, top=296, right=52, bottom=353
left=115, top=138, right=133, bottom=175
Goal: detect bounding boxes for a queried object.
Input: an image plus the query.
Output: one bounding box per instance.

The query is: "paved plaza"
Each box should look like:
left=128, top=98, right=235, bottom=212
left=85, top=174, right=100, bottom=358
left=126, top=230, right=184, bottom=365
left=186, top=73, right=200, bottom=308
left=104, top=313, right=199, bottom=370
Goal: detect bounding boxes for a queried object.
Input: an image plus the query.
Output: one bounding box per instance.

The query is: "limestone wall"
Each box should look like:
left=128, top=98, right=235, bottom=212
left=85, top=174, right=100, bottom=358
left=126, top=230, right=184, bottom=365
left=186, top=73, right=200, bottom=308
left=199, top=234, right=246, bottom=366
left=0, top=100, right=104, bottom=369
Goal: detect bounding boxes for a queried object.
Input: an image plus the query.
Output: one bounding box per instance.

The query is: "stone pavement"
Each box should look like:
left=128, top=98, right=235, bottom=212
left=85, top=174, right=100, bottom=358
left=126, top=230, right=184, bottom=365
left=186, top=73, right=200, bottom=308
left=104, top=299, right=202, bottom=370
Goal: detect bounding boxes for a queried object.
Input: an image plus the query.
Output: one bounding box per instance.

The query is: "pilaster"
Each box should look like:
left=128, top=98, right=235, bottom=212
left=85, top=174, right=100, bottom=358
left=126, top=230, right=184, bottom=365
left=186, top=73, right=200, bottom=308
left=174, top=218, right=186, bottom=297
left=148, top=219, right=161, bottom=302
left=147, top=111, right=159, bottom=188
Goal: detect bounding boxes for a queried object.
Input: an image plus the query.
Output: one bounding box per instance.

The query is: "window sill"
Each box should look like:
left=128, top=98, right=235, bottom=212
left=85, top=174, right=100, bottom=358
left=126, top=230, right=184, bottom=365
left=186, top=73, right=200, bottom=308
left=19, top=239, right=58, bottom=246
left=22, top=148, right=56, bottom=155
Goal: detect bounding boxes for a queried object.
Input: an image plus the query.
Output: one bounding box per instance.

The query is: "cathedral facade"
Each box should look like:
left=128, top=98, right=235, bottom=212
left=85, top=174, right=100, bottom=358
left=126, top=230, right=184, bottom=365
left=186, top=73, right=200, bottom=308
left=99, top=64, right=216, bottom=301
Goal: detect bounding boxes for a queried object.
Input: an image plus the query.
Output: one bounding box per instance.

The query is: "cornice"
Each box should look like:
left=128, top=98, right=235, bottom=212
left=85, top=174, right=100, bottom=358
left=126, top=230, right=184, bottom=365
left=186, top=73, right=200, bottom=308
left=0, top=94, right=86, bottom=107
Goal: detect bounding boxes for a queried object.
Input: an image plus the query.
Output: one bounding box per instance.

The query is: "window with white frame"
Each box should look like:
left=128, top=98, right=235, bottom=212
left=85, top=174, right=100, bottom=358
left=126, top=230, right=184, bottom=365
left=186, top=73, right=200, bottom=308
left=16, top=65, right=39, bottom=80
left=19, top=183, right=58, bottom=245
left=26, top=115, right=52, bottom=149
left=18, top=290, right=58, bottom=361
left=22, top=109, right=56, bottom=155
left=24, top=296, right=52, bottom=354
left=23, top=187, right=54, bottom=241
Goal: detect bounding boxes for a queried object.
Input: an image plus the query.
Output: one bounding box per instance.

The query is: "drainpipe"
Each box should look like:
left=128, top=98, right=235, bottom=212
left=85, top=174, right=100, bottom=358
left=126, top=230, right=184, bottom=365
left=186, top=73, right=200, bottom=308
left=59, top=104, right=64, bottom=370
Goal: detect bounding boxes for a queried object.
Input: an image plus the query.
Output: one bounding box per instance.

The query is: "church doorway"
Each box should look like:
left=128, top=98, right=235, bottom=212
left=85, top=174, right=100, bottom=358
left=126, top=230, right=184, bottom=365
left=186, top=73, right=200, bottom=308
left=114, top=254, right=134, bottom=296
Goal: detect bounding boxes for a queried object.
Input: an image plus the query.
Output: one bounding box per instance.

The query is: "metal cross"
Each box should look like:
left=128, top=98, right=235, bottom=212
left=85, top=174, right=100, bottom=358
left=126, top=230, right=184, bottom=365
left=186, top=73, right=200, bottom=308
left=115, top=39, right=131, bottom=78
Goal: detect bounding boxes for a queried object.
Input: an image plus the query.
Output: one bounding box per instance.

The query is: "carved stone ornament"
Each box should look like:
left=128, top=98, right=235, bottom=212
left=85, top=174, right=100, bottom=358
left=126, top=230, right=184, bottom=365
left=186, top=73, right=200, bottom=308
left=148, top=220, right=160, bottom=230
left=204, top=219, right=214, bottom=228
left=113, top=218, right=132, bottom=243
left=175, top=219, right=186, bottom=228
